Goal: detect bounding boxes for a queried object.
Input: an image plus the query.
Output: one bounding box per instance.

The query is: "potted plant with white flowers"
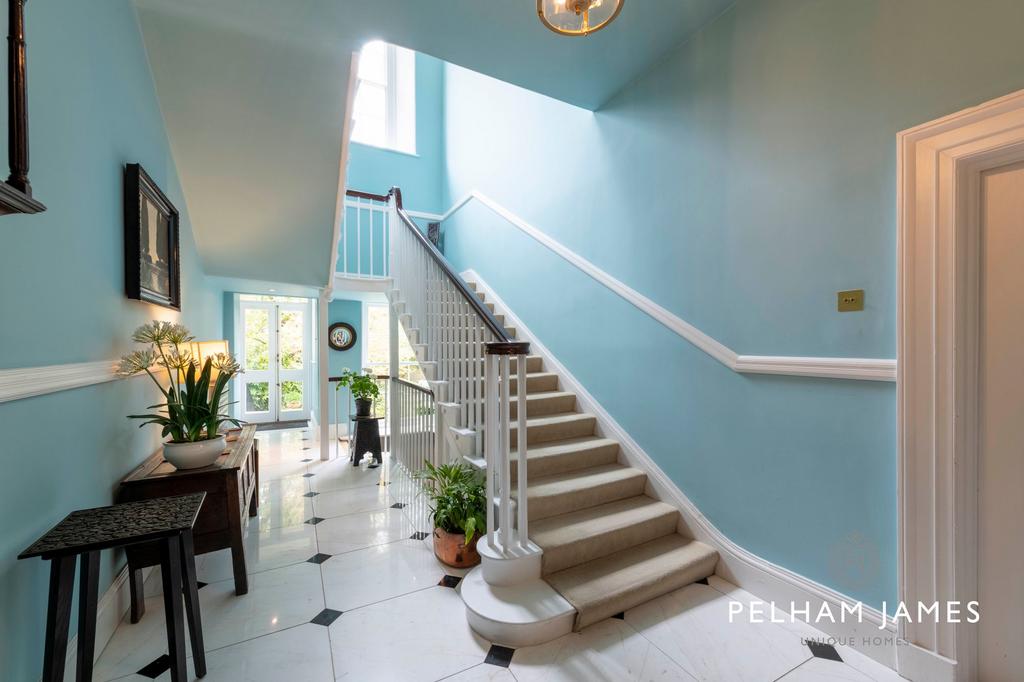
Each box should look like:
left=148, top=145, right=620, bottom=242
left=118, top=321, right=243, bottom=469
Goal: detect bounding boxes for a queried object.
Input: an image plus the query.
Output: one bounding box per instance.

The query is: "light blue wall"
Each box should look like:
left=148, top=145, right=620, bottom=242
left=0, top=2, right=222, bottom=678
left=340, top=52, right=446, bottom=274
left=347, top=52, right=447, bottom=213
left=326, top=299, right=364, bottom=423
left=442, top=0, right=1024, bottom=608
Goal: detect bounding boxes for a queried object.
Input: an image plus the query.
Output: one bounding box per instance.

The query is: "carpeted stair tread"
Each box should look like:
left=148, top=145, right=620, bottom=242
left=546, top=534, right=718, bottom=630
left=531, top=496, right=679, bottom=574
left=510, top=436, right=620, bottom=480
left=521, top=464, right=647, bottom=521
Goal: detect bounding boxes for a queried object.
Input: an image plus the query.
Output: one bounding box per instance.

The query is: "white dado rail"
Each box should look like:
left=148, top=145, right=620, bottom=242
left=440, top=191, right=897, bottom=382
left=0, top=359, right=123, bottom=404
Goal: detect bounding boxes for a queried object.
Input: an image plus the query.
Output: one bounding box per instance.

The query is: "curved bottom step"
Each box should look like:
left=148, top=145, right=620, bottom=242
left=460, top=567, right=576, bottom=647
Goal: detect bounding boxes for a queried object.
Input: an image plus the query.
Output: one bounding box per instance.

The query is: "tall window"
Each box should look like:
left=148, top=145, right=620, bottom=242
left=363, top=303, right=424, bottom=384
left=351, top=41, right=416, bottom=154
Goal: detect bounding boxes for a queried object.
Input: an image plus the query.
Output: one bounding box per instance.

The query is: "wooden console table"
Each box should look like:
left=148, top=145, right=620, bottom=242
left=118, top=424, right=259, bottom=622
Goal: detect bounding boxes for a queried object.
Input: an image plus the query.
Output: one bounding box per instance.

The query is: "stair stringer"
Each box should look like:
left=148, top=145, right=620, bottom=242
left=462, top=269, right=900, bottom=671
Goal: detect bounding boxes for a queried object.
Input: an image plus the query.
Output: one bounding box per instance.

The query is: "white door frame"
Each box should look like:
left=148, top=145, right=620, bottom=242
left=276, top=301, right=313, bottom=422
left=897, top=87, right=1024, bottom=682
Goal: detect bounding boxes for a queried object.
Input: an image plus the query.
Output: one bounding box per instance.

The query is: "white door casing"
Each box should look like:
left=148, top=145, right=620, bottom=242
left=897, top=88, right=1024, bottom=682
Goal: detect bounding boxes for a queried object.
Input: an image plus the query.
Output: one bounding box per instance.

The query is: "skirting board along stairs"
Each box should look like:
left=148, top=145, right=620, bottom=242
left=462, top=278, right=719, bottom=632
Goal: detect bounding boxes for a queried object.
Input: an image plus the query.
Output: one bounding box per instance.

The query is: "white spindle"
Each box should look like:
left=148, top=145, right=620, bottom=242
left=516, top=355, right=528, bottom=550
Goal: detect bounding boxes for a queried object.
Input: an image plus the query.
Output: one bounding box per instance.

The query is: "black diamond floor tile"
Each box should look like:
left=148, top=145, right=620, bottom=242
left=484, top=644, right=515, bottom=668
left=807, top=641, right=844, bottom=662
left=302, top=473, right=315, bottom=478
left=303, top=491, right=320, bottom=498
left=307, top=553, right=332, bottom=564
left=611, top=612, right=625, bottom=620
left=137, top=654, right=171, bottom=678
left=311, top=608, right=343, bottom=627
left=695, top=577, right=709, bottom=585
left=301, top=458, right=313, bottom=462
left=390, top=502, right=407, bottom=509
left=196, top=581, right=208, bottom=590
left=439, top=575, right=462, bottom=588
left=305, top=517, right=325, bottom=525
left=410, top=531, right=429, bottom=541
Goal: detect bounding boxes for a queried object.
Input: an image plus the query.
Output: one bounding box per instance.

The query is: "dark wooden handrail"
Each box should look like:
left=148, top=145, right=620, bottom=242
left=345, top=188, right=389, bottom=203
left=391, top=376, right=433, bottom=396
left=388, top=186, right=518, bottom=346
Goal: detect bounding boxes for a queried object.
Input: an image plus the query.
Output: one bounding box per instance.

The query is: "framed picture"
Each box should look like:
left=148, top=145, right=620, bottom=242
left=328, top=322, right=357, bottom=351
left=124, top=163, right=181, bottom=310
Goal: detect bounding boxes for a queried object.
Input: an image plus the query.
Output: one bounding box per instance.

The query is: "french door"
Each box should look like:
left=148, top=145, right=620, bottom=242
left=240, top=300, right=312, bottom=423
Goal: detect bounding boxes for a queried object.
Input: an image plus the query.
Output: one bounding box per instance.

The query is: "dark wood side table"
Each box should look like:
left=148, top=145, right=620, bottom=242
left=350, top=416, right=384, bottom=467
left=18, top=493, right=208, bottom=682
left=118, top=424, right=259, bottom=622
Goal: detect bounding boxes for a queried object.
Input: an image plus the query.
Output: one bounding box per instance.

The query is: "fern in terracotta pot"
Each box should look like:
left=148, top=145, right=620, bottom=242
left=118, top=321, right=243, bottom=469
left=417, top=461, right=486, bottom=568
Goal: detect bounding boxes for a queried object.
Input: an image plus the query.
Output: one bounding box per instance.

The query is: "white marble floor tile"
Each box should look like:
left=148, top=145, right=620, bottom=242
left=329, top=586, right=490, bottom=682
left=196, top=523, right=318, bottom=583
left=197, top=561, right=324, bottom=651
left=308, top=457, right=386, bottom=492
left=778, top=656, right=877, bottom=681
left=92, top=594, right=192, bottom=682
left=312, top=483, right=392, bottom=518
left=109, top=623, right=334, bottom=682
left=440, top=663, right=518, bottom=682
left=511, top=617, right=696, bottom=682
left=625, top=582, right=811, bottom=682
left=314, top=507, right=413, bottom=556
left=252, top=475, right=314, bottom=531
left=321, top=539, right=448, bottom=611
left=258, top=459, right=310, bottom=481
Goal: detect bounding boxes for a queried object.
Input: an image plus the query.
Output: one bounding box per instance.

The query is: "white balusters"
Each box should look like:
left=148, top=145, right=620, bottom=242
left=340, top=195, right=391, bottom=279
left=483, top=343, right=533, bottom=556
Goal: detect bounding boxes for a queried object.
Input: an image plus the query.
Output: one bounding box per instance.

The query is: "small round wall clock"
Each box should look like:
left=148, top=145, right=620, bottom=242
left=328, top=322, right=357, bottom=351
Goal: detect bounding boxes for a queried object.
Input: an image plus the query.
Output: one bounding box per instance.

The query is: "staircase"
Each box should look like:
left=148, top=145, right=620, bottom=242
left=463, top=278, right=719, bottom=631
left=358, top=186, right=718, bottom=644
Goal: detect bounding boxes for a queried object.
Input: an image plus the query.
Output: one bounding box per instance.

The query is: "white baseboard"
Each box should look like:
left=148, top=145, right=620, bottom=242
left=61, top=564, right=154, bottom=678
left=464, top=269, right=902, bottom=674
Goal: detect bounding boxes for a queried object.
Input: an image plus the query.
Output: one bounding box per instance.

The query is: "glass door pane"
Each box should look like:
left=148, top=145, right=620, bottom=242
left=277, top=304, right=309, bottom=421
left=241, top=303, right=277, bottom=423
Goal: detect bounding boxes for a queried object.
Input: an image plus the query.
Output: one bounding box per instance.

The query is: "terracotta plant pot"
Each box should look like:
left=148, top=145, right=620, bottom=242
left=433, top=526, right=481, bottom=568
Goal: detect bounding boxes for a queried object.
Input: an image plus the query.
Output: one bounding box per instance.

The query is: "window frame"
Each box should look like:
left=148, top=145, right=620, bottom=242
left=351, top=42, right=417, bottom=156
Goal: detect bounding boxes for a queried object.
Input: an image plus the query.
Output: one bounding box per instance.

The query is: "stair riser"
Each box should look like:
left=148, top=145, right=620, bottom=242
left=540, top=511, right=678, bottom=574
left=527, top=474, right=647, bottom=522
left=510, top=374, right=558, bottom=393
left=510, top=417, right=596, bottom=448
left=511, top=442, right=621, bottom=482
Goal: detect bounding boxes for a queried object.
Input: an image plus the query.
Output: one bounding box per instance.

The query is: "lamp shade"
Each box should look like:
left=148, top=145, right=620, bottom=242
left=190, top=340, right=229, bottom=369
left=537, top=0, right=624, bottom=36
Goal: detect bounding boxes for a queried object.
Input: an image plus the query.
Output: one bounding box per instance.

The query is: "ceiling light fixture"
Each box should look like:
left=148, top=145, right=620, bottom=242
left=537, top=0, right=624, bottom=37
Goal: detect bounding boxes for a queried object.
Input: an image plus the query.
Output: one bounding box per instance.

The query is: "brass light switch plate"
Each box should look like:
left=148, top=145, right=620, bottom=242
left=837, top=289, right=864, bottom=312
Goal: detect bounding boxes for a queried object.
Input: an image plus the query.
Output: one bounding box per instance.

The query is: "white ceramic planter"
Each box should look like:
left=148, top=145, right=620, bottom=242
left=163, top=435, right=226, bottom=470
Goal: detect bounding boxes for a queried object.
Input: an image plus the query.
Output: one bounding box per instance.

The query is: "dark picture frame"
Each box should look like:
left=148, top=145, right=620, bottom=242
left=328, top=322, right=357, bottom=351
left=124, top=163, right=181, bottom=310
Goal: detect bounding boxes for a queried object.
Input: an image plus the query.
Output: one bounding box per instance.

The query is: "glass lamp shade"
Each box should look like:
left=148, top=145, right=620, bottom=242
left=537, top=0, right=624, bottom=36
left=189, top=340, right=230, bottom=380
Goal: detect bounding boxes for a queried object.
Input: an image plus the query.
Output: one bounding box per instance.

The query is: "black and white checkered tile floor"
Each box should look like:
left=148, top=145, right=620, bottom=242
left=88, top=428, right=907, bottom=681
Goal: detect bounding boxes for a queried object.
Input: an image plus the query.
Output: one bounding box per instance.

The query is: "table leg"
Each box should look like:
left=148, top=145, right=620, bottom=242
left=249, top=440, right=259, bottom=518
left=128, top=562, right=146, bottom=624
left=160, top=536, right=187, bottom=682
left=225, top=477, right=250, bottom=596
left=76, top=551, right=101, bottom=680
left=179, top=530, right=207, bottom=678
left=41, top=555, right=76, bottom=682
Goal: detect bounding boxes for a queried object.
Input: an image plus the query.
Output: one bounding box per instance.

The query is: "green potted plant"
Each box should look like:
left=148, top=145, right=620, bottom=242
left=417, top=461, right=486, bottom=568
left=118, top=321, right=243, bottom=470
left=335, top=368, right=381, bottom=417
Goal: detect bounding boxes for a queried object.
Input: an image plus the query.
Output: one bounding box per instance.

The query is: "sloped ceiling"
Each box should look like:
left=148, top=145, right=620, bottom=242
left=135, top=0, right=733, bottom=287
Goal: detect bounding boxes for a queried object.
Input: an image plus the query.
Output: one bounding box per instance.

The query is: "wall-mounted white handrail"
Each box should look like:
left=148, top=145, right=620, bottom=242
left=440, top=190, right=896, bottom=382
